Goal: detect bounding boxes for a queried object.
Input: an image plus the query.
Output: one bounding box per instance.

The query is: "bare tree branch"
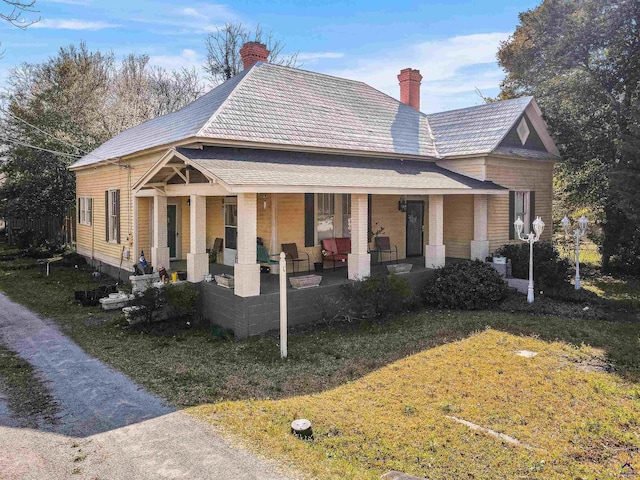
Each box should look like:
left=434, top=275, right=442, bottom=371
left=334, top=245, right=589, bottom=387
left=1, top=0, right=39, bottom=29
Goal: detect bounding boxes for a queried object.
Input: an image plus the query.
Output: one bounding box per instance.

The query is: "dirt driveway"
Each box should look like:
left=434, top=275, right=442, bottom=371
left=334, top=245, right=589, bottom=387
left=0, top=292, right=290, bottom=480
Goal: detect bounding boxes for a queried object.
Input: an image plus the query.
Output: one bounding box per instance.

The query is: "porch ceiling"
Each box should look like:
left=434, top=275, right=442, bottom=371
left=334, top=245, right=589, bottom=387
left=175, top=146, right=508, bottom=195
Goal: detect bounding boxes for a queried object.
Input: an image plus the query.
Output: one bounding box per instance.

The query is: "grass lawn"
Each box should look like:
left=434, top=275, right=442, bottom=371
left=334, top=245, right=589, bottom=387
left=0, top=245, right=639, bottom=478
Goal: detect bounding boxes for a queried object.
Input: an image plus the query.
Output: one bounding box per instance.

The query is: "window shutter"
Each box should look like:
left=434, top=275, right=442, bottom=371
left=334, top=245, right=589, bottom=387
left=304, top=193, right=314, bottom=247
left=77, top=197, right=81, bottom=224
left=115, top=189, right=121, bottom=244
left=508, top=191, right=515, bottom=240
left=529, top=191, right=535, bottom=229
left=88, top=198, right=92, bottom=226
left=105, top=191, right=109, bottom=241
left=368, top=194, right=372, bottom=238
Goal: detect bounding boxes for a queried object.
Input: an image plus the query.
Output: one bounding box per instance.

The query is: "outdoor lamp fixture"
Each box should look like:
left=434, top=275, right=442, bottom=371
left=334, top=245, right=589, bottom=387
left=561, top=214, right=589, bottom=290
left=398, top=198, right=407, bottom=212
left=514, top=215, right=545, bottom=303
left=262, top=194, right=268, bottom=210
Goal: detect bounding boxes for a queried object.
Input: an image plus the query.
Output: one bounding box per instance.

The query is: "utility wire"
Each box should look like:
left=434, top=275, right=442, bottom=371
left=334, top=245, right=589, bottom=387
left=0, top=107, right=87, bottom=154
left=0, top=135, right=83, bottom=159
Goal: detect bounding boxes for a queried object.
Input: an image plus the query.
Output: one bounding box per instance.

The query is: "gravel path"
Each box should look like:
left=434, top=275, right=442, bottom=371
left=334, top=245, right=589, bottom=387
left=0, top=292, right=290, bottom=479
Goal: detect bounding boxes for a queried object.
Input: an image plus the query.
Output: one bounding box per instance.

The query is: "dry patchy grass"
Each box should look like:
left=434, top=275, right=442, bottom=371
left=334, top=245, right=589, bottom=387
left=191, top=330, right=640, bottom=479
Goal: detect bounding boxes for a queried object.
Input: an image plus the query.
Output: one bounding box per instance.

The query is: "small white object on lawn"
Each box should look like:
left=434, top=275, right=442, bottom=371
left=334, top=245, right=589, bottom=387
left=515, top=350, right=538, bottom=358
left=291, top=418, right=313, bottom=438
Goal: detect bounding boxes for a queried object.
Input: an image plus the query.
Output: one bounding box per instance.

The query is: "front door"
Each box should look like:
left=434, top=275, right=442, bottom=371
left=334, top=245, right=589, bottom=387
left=406, top=200, right=424, bottom=257
left=167, top=204, right=177, bottom=259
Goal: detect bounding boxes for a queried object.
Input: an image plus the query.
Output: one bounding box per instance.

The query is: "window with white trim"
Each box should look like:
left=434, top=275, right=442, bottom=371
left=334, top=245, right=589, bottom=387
left=514, top=191, right=530, bottom=235
left=107, top=189, right=120, bottom=243
left=316, top=194, right=351, bottom=243
left=78, top=196, right=92, bottom=226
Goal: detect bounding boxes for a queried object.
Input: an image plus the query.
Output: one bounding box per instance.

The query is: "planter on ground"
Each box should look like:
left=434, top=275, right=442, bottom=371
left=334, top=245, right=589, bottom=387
left=387, top=263, right=413, bottom=274
left=214, top=274, right=234, bottom=289
left=129, top=273, right=160, bottom=294
left=289, top=274, right=322, bottom=289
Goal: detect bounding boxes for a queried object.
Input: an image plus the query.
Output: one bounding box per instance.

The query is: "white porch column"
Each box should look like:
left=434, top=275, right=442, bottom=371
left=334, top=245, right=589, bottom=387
left=151, top=193, right=170, bottom=271
left=425, top=194, right=446, bottom=268
left=470, top=194, right=490, bottom=261
left=234, top=193, right=260, bottom=297
left=187, top=194, right=208, bottom=282
left=348, top=193, right=370, bottom=280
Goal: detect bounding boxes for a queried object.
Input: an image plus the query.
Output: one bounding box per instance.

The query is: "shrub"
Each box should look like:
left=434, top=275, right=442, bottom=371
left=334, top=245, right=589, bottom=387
left=164, top=283, right=199, bottom=317
left=319, top=273, right=414, bottom=321
left=493, top=241, right=570, bottom=289
left=129, top=283, right=199, bottom=324
left=422, top=260, right=508, bottom=310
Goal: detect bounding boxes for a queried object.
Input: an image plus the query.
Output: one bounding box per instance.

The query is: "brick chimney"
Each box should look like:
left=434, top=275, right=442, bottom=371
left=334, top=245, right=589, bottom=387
left=397, top=68, right=423, bottom=110
left=239, top=42, right=270, bottom=69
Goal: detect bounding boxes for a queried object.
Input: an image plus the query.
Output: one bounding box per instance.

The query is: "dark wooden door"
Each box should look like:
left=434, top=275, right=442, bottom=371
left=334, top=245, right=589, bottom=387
left=405, top=201, right=424, bottom=257
left=167, top=205, right=177, bottom=258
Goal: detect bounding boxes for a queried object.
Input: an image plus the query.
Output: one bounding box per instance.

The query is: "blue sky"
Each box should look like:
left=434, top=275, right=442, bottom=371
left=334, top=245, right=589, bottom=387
left=0, top=0, right=538, bottom=113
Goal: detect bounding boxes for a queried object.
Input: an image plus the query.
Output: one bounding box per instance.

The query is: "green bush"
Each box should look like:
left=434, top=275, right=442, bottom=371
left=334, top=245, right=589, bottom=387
left=130, top=283, right=199, bottom=324
left=319, top=274, right=414, bottom=321
left=493, top=241, right=570, bottom=289
left=422, top=260, right=508, bottom=310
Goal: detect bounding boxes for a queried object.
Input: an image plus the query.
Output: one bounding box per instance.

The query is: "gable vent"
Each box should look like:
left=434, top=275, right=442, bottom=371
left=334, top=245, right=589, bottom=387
left=517, top=117, right=530, bottom=145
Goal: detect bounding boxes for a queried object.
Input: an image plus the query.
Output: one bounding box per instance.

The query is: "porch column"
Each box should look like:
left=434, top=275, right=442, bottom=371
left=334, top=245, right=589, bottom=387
left=151, top=193, right=170, bottom=271
left=470, top=194, right=490, bottom=261
left=348, top=194, right=370, bottom=280
left=234, top=193, right=260, bottom=297
left=425, top=194, right=445, bottom=268
left=187, top=194, right=208, bottom=282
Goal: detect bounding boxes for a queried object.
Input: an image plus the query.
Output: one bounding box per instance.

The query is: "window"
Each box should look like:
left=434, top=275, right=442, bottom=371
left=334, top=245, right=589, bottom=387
left=224, top=200, right=238, bottom=250
left=514, top=191, right=530, bottom=235
left=78, top=196, right=92, bottom=226
left=106, top=189, right=120, bottom=243
left=316, top=194, right=351, bottom=243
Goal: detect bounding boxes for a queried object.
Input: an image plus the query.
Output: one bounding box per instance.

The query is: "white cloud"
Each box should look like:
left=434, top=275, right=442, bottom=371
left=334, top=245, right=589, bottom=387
left=136, top=3, right=238, bottom=35
left=324, top=32, right=510, bottom=113
left=148, top=49, right=201, bottom=71
left=32, top=19, right=119, bottom=30
left=297, top=52, right=344, bottom=63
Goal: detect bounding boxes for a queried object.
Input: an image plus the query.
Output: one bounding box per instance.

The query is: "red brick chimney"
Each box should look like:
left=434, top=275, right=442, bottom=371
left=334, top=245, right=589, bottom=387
left=239, top=42, right=270, bottom=69
left=397, top=68, right=423, bottom=110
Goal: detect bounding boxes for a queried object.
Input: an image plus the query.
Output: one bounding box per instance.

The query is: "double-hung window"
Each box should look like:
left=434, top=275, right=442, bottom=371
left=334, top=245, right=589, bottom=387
left=510, top=190, right=535, bottom=239
left=78, top=196, right=92, bottom=226
left=106, top=189, right=120, bottom=243
left=316, top=194, right=351, bottom=243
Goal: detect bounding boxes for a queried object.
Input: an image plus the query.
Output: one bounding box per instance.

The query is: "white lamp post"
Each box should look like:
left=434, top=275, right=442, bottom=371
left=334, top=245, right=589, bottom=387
left=514, top=216, right=545, bottom=303
left=561, top=214, right=589, bottom=290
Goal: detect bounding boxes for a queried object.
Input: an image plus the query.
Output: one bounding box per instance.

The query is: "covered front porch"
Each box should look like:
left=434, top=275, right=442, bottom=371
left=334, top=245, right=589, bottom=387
left=131, top=146, right=506, bottom=334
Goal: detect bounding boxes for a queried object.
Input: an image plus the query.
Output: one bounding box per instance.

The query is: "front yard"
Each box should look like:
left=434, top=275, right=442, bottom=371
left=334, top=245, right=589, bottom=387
left=0, top=245, right=639, bottom=478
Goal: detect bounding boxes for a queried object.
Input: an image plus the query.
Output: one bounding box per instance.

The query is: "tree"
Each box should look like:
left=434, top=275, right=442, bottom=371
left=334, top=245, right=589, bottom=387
left=204, top=22, right=299, bottom=84
left=0, top=43, right=203, bottom=222
left=1, top=0, right=39, bottom=57
left=497, top=0, right=640, bottom=272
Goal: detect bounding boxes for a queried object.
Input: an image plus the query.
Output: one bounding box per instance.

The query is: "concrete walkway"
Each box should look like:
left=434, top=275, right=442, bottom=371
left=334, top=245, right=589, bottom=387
left=0, top=292, right=291, bottom=479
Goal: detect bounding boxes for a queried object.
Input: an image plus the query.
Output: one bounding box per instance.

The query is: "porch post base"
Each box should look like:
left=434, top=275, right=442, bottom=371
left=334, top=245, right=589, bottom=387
left=234, top=263, right=261, bottom=297
left=187, top=253, right=209, bottom=283
left=151, top=247, right=170, bottom=272
left=470, top=240, right=490, bottom=261
left=348, top=253, right=371, bottom=280
left=425, top=245, right=446, bottom=269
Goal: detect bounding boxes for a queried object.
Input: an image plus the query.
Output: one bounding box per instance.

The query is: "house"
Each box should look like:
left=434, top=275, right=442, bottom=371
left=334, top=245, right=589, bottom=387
left=69, top=42, right=559, bottom=336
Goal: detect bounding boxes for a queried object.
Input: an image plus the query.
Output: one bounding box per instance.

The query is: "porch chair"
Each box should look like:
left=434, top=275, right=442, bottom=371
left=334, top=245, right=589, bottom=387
left=257, top=244, right=279, bottom=273
left=375, top=236, right=398, bottom=264
left=321, top=238, right=350, bottom=271
left=281, top=243, right=310, bottom=276
left=212, top=238, right=223, bottom=264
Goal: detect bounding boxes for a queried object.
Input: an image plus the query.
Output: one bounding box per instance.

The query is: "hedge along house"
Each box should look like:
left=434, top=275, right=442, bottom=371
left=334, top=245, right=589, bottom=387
left=70, top=42, right=559, bottom=335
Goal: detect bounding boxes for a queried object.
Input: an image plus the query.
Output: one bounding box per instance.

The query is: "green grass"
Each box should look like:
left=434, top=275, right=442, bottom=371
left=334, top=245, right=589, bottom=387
left=584, top=276, right=640, bottom=309
left=1, top=245, right=640, bottom=478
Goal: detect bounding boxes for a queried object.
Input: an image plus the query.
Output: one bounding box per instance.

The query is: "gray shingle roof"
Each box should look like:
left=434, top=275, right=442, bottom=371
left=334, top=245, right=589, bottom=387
left=176, top=147, right=505, bottom=192
left=71, top=63, right=438, bottom=169
left=427, top=96, right=534, bottom=157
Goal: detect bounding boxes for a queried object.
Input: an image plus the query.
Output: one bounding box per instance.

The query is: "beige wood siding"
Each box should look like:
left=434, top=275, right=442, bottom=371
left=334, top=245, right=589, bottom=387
left=372, top=194, right=407, bottom=260
left=443, top=195, right=473, bottom=259
left=75, top=151, right=164, bottom=268
left=137, top=197, right=151, bottom=259
left=485, top=157, right=554, bottom=253
left=436, top=157, right=486, bottom=180
left=206, top=197, right=224, bottom=250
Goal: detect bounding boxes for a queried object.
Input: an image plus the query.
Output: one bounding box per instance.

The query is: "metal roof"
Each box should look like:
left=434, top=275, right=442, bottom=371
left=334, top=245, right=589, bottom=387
left=427, top=96, right=534, bottom=157
left=175, top=147, right=506, bottom=192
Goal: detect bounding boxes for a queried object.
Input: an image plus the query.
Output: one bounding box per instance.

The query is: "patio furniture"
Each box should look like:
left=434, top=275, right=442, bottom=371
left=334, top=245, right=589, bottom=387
left=282, top=243, right=310, bottom=276
left=321, top=237, right=351, bottom=271
left=375, top=236, right=398, bottom=264
left=212, top=237, right=223, bottom=263
left=257, top=244, right=279, bottom=273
